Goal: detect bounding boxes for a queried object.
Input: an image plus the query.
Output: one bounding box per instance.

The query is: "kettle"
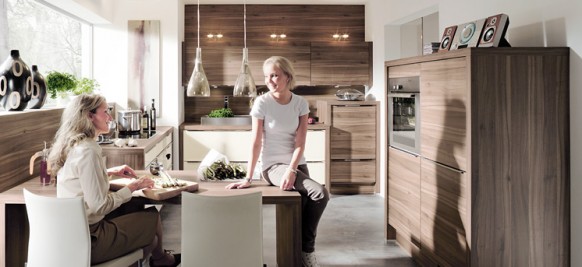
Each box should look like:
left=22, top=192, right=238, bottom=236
left=29, top=141, right=51, bottom=185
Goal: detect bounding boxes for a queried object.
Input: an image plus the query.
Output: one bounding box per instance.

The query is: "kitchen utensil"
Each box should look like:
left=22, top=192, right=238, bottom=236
left=150, top=158, right=160, bottom=176
left=335, top=88, right=364, bottom=101
left=117, top=110, right=141, bottom=133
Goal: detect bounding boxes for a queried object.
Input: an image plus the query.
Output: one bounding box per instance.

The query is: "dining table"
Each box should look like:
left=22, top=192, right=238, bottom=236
left=0, top=170, right=302, bottom=267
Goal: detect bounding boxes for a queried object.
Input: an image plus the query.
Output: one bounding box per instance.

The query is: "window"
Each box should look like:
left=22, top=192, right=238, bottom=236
left=1, top=0, right=92, bottom=78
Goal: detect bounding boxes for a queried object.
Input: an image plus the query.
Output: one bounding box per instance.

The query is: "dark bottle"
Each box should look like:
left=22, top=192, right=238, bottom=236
left=150, top=99, right=157, bottom=131
left=142, top=105, right=149, bottom=132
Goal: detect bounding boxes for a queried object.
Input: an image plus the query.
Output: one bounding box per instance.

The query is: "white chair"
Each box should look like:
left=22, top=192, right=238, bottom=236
left=23, top=189, right=143, bottom=267
left=181, top=191, right=264, bottom=267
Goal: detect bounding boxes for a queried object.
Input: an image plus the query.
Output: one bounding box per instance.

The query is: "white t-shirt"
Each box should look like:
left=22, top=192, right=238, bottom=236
left=56, top=140, right=132, bottom=224
left=250, top=92, right=310, bottom=170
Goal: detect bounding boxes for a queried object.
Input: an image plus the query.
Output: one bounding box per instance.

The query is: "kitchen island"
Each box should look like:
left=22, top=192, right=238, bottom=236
left=179, top=122, right=330, bottom=186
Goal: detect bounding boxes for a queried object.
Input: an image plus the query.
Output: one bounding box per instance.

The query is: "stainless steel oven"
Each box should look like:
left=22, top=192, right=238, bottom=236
left=388, top=76, right=420, bottom=154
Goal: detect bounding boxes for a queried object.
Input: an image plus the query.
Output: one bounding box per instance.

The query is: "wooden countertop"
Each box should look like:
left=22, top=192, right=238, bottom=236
left=99, top=126, right=173, bottom=152
left=180, top=122, right=329, bottom=131
left=0, top=170, right=299, bottom=204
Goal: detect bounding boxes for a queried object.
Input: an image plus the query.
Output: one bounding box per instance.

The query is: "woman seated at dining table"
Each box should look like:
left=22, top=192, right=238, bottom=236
left=47, top=94, right=180, bottom=267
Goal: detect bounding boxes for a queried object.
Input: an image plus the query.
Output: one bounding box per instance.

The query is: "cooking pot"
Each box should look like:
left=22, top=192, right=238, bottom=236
left=117, top=110, right=141, bottom=133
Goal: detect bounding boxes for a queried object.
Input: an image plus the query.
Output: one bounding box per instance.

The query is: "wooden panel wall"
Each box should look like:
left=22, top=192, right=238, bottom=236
left=184, top=85, right=364, bottom=123
left=0, top=108, right=62, bottom=192
left=183, top=5, right=370, bottom=86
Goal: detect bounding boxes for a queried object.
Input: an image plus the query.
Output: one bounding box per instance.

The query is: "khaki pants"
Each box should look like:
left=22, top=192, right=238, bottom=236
left=89, top=200, right=158, bottom=264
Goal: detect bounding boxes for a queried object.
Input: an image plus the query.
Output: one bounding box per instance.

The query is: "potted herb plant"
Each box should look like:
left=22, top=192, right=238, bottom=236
left=46, top=71, right=77, bottom=99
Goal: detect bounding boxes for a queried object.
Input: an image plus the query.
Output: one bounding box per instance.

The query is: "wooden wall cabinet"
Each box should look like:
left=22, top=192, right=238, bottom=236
left=181, top=128, right=328, bottom=185
left=183, top=5, right=371, bottom=86
left=317, top=100, right=379, bottom=194
left=386, top=48, right=570, bottom=266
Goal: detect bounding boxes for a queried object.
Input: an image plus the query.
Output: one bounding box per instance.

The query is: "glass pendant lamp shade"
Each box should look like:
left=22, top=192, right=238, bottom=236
left=233, top=48, right=256, bottom=97
left=186, top=47, right=210, bottom=97
left=186, top=0, right=210, bottom=97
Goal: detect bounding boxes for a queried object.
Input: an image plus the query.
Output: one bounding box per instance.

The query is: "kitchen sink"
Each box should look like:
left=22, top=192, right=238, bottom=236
left=200, top=115, right=252, bottom=126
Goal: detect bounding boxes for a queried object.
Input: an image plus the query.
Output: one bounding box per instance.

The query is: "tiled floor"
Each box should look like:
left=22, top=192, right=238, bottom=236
left=160, top=194, right=418, bottom=267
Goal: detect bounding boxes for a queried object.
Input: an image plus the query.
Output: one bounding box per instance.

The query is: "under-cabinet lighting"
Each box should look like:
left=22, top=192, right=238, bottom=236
left=333, top=33, right=349, bottom=40
left=207, top=33, right=223, bottom=39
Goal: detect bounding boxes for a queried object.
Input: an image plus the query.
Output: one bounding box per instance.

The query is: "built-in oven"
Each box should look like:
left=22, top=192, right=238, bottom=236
left=388, top=76, right=420, bottom=154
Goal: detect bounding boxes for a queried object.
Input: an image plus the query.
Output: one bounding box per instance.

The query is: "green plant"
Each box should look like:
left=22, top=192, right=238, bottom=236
left=73, top=77, right=99, bottom=95
left=46, top=72, right=99, bottom=99
left=46, top=71, right=77, bottom=99
left=208, top=107, right=234, bottom=118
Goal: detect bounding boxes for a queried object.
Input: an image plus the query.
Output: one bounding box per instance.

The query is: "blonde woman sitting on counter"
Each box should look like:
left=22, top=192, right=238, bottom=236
left=226, top=56, right=330, bottom=267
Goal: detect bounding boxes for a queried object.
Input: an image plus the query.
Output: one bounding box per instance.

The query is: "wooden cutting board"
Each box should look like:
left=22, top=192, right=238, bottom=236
left=110, top=177, right=199, bottom=201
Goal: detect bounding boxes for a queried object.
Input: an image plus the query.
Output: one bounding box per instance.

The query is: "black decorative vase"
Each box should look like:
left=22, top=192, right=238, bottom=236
left=28, top=65, right=47, bottom=109
left=0, top=50, right=33, bottom=111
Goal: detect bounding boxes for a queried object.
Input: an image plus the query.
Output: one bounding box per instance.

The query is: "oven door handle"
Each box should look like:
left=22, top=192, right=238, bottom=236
left=388, top=93, right=418, bottom=98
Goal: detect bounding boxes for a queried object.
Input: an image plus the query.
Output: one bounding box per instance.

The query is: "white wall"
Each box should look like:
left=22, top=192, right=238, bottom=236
left=368, top=0, right=582, bottom=265
left=91, top=0, right=184, bottom=168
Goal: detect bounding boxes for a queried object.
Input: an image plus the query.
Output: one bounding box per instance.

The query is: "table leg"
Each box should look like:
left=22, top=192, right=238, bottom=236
left=276, top=201, right=302, bottom=267
left=3, top=204, right=28, bottom=267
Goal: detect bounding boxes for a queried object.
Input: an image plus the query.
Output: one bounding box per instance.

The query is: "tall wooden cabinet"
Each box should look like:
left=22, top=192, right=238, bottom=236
left=386, top=48, right=570, bottom=266
left=317, top=100, right=379, bottom=194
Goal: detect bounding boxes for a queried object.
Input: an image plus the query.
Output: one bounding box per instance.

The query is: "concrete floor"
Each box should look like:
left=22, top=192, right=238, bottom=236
left=160, top=194, right=418, bottom=267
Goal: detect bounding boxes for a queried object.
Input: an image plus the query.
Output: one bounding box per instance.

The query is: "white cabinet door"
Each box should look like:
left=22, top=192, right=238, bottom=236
left=305, top=130, right=325, bottom=161
left=183, top=131, right=252, bottom=162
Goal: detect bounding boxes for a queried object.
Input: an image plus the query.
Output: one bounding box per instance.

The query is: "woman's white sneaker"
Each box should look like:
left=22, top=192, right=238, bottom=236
left=301, top=251, right=320, bottom=267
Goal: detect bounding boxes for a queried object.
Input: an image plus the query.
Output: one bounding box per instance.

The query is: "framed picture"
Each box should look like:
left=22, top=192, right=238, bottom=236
left=128, top=20, right=160, bottom=115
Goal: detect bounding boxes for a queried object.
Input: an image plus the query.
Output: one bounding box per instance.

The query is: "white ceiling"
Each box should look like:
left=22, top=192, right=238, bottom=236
left=185, top=0, right=368, bottom=4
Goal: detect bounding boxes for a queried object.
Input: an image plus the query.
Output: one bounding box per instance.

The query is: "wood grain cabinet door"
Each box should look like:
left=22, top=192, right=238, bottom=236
left=388, top=147, right=421, bottom=250
left=420, top=58, right=468, bottom=171
left=420, top=158, right=469, bottom=267
left=330, top=105, right=376, bottom=159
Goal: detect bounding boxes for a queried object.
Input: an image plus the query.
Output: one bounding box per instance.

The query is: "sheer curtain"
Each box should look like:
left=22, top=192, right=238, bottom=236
left=0, top=0, right=8, bottom=59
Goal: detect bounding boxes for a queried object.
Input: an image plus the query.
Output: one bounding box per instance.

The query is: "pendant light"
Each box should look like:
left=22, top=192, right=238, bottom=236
left=186, top=0, right=210, bottom=97
left=233, top=0, right=256, bottom=97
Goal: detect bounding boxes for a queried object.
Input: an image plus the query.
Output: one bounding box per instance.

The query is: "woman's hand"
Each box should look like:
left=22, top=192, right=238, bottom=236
left=225, top=179, right=251, bottom=189
left=127, top=176, right=154, bottom=192
left=107, top=165, right=137, bottom=178
left=280, top=169, right=296, bottom=191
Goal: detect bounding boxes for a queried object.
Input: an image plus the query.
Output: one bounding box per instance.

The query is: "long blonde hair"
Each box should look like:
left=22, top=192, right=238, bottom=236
left=263, top=56, right=296, bottom=90
left=48, top=94, right=106, bottom=175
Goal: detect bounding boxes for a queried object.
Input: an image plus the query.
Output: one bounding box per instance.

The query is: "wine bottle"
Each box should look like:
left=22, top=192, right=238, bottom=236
left=150, top=99, right=157, bottom=131
left=142, top=105, right=149, bottom=132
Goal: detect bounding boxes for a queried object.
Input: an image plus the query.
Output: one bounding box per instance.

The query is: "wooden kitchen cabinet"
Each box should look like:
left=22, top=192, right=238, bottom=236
left=317, top=100, right=379, bottom=194
left=183, top=5, right=370, bottom=87
left=387, top=147, right=421, bottom=254
left=420, top=158, right=468, bottom=267
left=310, top=42, right=372, bottom=85
left=101, top=127, right=173, bottom=171
left=180, top=126, right=328, bottom=185
left=385, top=48, right=570, bottom=266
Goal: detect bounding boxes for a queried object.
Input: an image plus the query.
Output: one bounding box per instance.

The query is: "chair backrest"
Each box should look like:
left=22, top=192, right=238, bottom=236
left=23, top=189, right=91, bottom=267
left=181, top=191, right=263, bottom=267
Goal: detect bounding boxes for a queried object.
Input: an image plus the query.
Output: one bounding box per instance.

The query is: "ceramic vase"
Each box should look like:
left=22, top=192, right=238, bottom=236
left=0, top=50, right=33, bottom=111
left=27, top=65, right=47, bottom=109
